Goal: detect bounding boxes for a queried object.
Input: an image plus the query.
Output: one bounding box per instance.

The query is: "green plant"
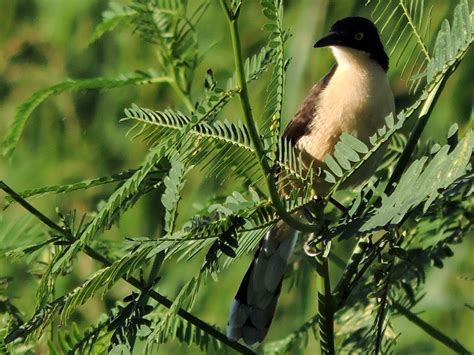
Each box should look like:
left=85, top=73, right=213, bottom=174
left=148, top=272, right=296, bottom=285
left=1, top=0, right=472, bottom=354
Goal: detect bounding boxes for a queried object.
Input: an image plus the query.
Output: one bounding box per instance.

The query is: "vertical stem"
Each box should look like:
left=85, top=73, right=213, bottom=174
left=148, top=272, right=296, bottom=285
left=332, top=236, right=370, bottom=309
left=315, top=255, right=335, bottom=355
left=170, top=80, right=194, bottom=112
left=219, top=0, right=320, bottom=233
left=49, top=246, right=58, bottom=346
left=128, top=248, right=163, bottom=350
left=222, top=5, right=273, bottom=187
left=373, top=263, right=394, bottom=355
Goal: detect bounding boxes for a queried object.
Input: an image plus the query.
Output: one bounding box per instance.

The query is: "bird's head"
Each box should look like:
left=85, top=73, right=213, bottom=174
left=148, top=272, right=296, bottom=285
left=314, top=17, right=389, bottom=71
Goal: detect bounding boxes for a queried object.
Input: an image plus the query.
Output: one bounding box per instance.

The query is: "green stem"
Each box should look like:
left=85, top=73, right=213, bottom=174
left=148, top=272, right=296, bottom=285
left=5, top=169, right=138, bottom=206
left=219, top=0, right=320, bottom=233
left=170, top=80, right=194, bottom=112
left=147, top=252, right=165, bottom=287
left=332, top=236, right=369, bottom=308
left=392, top=301, right=470, bottom=354
left=374, top=263, right=394, bottom=355
left=315, top=255, right=335, bottom=355
left=333, top=235, right=390, bottom=311
left=0, top=181, right=255, bottom=355
left=385, top=80, right=443, bottom=194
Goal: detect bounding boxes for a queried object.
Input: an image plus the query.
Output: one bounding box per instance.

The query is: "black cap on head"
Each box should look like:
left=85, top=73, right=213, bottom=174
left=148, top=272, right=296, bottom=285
left=314, top=17, right=389, bottom=71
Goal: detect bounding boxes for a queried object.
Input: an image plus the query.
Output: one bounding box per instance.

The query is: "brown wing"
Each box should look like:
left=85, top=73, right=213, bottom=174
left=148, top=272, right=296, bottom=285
left=282, top=64, right=337, bottom=144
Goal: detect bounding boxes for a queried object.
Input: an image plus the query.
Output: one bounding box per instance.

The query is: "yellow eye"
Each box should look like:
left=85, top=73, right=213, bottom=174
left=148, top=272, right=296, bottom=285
left=355, top=32, right=364, bottom=40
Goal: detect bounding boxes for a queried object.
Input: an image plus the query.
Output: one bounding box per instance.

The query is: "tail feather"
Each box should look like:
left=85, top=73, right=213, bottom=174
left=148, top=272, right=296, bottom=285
left=227, top=223, right=297, bottom=345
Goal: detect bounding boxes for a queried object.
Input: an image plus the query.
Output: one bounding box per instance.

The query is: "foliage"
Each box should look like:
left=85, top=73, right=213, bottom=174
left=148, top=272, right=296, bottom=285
left=0, top=0, right=472, bottom=354
left=2, top=71, right=171, bottom=158
left=368, top=0, right=434, bottom=92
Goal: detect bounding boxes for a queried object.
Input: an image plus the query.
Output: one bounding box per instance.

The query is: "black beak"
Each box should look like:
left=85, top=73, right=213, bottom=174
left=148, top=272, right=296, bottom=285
left=314, top=32, right=345, bottom=48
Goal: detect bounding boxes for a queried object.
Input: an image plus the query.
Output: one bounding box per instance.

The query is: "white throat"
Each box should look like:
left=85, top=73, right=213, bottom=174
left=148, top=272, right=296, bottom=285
left=330, top=46, right=376, bottom=70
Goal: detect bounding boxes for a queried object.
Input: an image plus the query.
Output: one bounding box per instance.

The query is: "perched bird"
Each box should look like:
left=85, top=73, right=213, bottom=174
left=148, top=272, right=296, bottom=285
left=226, top=17, right=396, bottom=346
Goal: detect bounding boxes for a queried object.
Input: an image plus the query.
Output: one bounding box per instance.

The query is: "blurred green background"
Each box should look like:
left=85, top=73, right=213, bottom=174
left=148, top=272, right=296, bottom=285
left=0, top=0, right=472, bottom=353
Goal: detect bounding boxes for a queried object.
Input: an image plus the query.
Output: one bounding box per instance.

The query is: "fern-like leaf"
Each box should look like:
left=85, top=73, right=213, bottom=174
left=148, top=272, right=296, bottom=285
left=52, top=145, right=168, bottom=274
left=87, top=2, right=135, bottom=45
left=2, top=72, right=170, bottom=157
left=4, top=169, right=141, bottom=208
left=123, top=103, right=261, bottom=182
left=130, top=0, right=206, bottom=90
left=276, top=138, right=315, bottom=199
left=260, top=0, right=288, bottom=158
left=0, top=215, right=46, bottom=258
left=4, top=297, right=64, bottom=343
left=226, top=45, right=275, bottom=89
left=47, top=322, right=85, bottom=355
left=426, top=0, right=473, bottom=83
left=59, top=243, right=161, bottom=323
left=151, top=276, right=202, bottom=343
left=367, top=0, right=432, bottom=91
left=162, top=157, right=191, bottom=233
left=335, top=126, right=472, bottom=242
left=361, top=128, right=472, bottom=232
left=369, top=0, right=473, bottom=93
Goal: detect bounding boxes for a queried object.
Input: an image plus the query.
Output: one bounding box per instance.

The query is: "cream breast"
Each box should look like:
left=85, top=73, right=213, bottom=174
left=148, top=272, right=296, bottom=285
left=296, top=46, right=395, bottom=189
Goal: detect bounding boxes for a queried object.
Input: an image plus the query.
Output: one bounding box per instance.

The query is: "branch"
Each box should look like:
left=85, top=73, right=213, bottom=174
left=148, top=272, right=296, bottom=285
left=4, top=169, right=141, bottom=206
left=392, top=301, right=470, bottom=354
left=0, top=181, right=255, bottom=354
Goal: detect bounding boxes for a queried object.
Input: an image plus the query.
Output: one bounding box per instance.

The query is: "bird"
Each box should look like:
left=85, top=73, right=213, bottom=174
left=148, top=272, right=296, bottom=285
left=226, top=16, right=396, bottom=346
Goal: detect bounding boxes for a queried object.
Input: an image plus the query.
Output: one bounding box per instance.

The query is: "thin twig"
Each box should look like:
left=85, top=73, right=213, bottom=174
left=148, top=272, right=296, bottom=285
left=333, top=235, right=388, bottom=309
left=4, top=169, right=138, bottom=206
left=384, top=81, right=443, bottom=194
left=329, top=197, right=348, bottom=215
left=328, top=233, right=471, bottom=354
left=374, top=263, right=394, bottom=355
left=392, top=301, right=470, bottom=354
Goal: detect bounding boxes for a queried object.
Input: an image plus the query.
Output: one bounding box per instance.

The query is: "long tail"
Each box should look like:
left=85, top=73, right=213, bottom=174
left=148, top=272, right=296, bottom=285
left=226, top=222, right=297, bottom=346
